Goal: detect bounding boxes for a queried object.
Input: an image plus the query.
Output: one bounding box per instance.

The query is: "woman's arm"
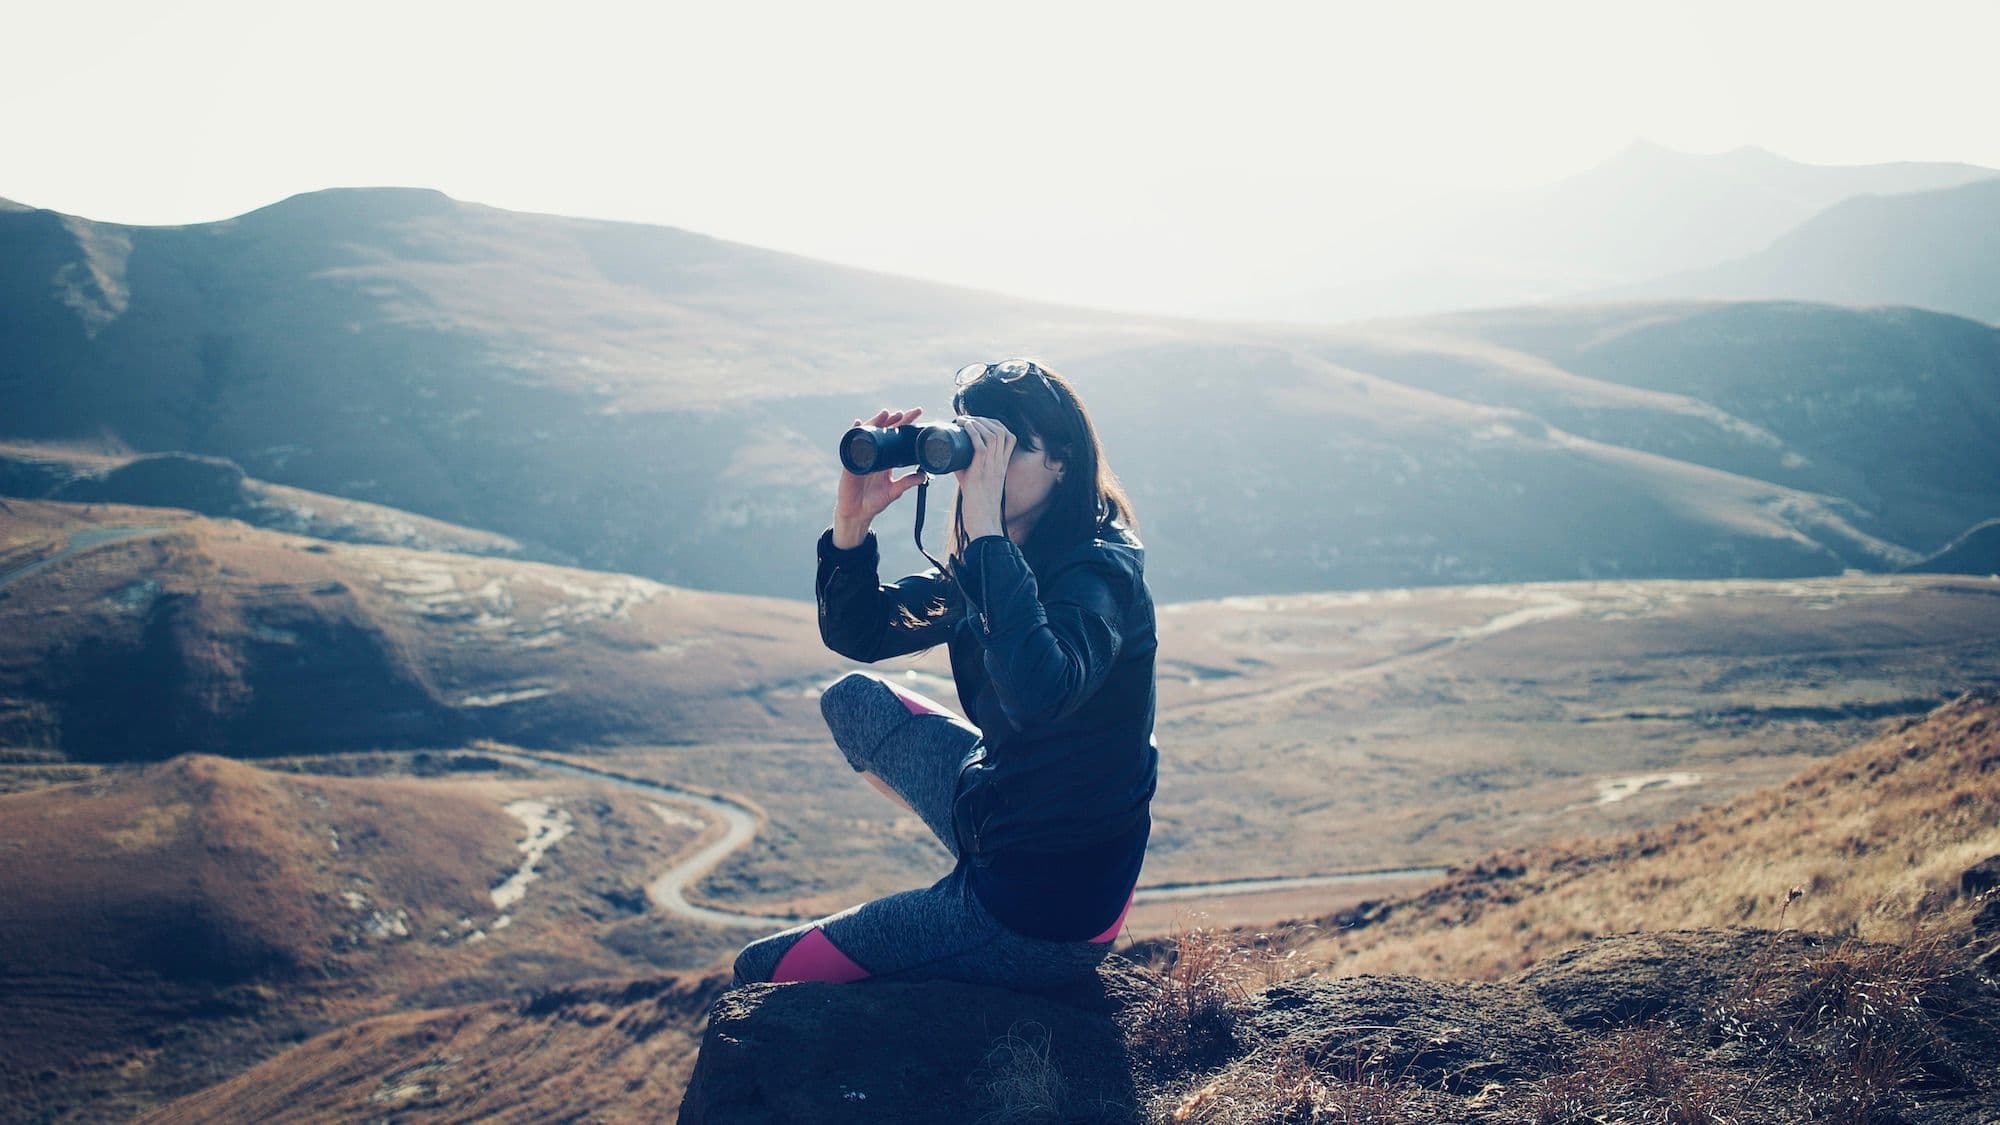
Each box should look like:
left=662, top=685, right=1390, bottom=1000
left=816, top=527, right=961, bottom=663
left=955, top=535, right=1131, bottom=730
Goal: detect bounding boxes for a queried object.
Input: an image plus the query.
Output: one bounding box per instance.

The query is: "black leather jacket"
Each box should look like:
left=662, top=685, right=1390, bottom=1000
left=815, top=521, right=1159, bottom=861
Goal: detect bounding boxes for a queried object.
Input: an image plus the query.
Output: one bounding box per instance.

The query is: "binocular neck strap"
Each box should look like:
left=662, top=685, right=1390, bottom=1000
left=913, top=478, right=956, bottom=584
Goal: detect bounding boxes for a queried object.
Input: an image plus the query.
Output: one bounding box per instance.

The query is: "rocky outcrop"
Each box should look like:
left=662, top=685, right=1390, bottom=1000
left=678, top=961, right=1155, bottom=1124
left=679, top=928, right=2000, bottom=1124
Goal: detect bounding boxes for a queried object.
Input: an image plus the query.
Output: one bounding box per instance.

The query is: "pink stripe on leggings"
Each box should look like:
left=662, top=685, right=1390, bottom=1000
left=770, top=927, right=872, bottom=983
left=886, top=680, right=953, bottom=717
left=1090, top=890, right=1136, bottom=943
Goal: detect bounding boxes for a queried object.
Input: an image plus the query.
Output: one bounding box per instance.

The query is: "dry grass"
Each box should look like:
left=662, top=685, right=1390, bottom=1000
left=1286, top=694, right=2000, bottom=981
left=1122, top=699, right=2000, bottom=1123
left=1516, top=1024, right=1759, bottom=1124
left=971, top=1022, right=1074, bottom=1125
left=1162, top=1044, right=1431, bottom=1125
left=1125, top=925, right=1259, bottom=1080
left=1704, top=907, right=1992, bottom=1124
left=1131, top=908, right=1995, bottom=1125
left=1123, top=918, right=1330, bottom=1078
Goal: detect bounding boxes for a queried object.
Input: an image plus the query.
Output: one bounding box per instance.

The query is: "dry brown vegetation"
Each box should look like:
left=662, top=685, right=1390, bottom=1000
left=0, top=753, right=715, bottom=1122
left=1124, top=914, right=1995, bottom=1124
left=135, top=972, right=725, bottom=1124
left=10, top=502, right=2000, bottom=917
left=1110, top=695, right=2000, bottom=1123
left=1284, top=692, right=2000, bottom=980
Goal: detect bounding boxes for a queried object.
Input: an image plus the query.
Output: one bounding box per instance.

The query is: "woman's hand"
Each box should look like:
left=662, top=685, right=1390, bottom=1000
left=833, top=406, right=928, bottom=548
left=955, top=415, right=1014, bottom=541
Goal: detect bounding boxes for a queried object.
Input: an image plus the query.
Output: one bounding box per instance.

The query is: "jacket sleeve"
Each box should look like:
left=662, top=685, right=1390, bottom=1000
left=816, top=527, right=960, bottom=662
left=956, top=535, right=1127, bottom=731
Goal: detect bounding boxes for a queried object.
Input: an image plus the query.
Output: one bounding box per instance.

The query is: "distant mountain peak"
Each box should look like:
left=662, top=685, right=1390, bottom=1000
left=1719, top=144, right=1792, bottom=166
left=0, top=194, right=31, bottom=212
left=239, top=186, right=460, bottom=226
left=1605, top=140, right=1797, bottom=171
left=1612, top=138, right=1680, bottom=161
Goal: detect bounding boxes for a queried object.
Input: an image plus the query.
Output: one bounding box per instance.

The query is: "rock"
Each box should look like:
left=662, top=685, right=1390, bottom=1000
left=1518, top=928, right=1826, bottom=1030
left=679, top=930, right=2000, bottom=1124
left=1961, top=855, right=2000, bottom=898
left=676, top=958, right=1154, bottom=1124
left=1242, top=973, right=1573, bottom=1091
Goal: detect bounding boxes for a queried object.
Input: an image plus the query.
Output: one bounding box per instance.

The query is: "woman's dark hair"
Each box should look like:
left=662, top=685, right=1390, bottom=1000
left=948, top=360, right=1139, bottom=577
left=889, top=360, right=1138, bottom=646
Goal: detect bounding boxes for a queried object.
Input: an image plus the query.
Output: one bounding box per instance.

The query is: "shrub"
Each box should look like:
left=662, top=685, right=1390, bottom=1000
left=1705, top=912, right=1987, bottom=1124
left=1125, top=925, right=1256, bottom=1080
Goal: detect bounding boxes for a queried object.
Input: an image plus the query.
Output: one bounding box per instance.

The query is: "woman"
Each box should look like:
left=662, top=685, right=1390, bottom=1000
left=731, top=358, right=1158, bottom=990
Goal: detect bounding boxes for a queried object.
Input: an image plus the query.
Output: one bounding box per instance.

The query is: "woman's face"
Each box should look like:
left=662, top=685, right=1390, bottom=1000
left=1002, top=431, right=1065, bottom=540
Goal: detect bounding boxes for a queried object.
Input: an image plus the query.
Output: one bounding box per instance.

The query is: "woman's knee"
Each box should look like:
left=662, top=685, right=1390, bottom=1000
left=731, top=935, right=780, bottom=986
left=820, top=672, right=898, bottom=771
left=820, top=672, right=887, bottom=724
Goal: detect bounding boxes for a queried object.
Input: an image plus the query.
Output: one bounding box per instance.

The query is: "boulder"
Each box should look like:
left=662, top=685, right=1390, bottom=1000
left=676, top=959, right=1155, bottom=1124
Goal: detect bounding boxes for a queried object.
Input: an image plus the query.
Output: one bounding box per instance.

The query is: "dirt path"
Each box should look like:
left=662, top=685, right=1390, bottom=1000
left=483, top=748, right=1447, bottom=930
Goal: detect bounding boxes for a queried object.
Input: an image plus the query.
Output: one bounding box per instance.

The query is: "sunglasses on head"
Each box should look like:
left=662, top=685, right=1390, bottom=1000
left=952, top=358, right=1063, bottom=412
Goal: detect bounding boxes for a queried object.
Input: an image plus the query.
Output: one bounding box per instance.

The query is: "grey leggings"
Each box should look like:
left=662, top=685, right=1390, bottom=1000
left=730, top=672, right=1121, bottom=989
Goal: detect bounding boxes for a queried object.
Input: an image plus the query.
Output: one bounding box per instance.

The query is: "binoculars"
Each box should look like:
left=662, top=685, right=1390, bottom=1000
left=839, top=422, right=976, bottom=476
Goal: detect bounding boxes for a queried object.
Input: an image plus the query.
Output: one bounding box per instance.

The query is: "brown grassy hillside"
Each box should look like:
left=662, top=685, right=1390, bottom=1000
left=137, top=973, right=726, bottom=1125
left=0, top=501, right=832, bottom=760
left=0, top=753, right=710, bottom=1122
left=1283, top=692, right=2000, bottom=980
left=0, top=755, right=507, bottom=1118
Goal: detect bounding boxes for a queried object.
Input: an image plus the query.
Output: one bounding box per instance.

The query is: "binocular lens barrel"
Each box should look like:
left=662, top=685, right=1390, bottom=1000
left=840, top=428, right=884, bottom=474
left=839, top=422, right=974, bottom=475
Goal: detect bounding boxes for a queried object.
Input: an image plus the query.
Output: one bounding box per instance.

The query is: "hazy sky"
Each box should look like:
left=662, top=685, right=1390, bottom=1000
left=5, top=0, right=1996, bottom=313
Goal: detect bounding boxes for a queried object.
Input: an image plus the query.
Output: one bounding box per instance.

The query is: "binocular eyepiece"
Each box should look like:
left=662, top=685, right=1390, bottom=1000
left=840, top=422, right=975, bottom=476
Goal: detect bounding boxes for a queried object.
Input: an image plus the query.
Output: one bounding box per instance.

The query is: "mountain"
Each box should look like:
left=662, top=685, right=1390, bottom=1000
left=1465, top=142, right=1998, bottom=285
left=1221, top=142, right=1999, bottom=322
left=3, top=190, right=1998, bottom=599
left=1607, top=177, right=2000, bottom=325
left=1352, top=300, right=2000, bottom=557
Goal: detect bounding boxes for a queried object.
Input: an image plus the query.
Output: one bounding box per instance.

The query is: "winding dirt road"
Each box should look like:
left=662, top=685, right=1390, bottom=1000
left=0, top=527, right=1450, bottom=931
left=482, top=748, right=1446, bottom=931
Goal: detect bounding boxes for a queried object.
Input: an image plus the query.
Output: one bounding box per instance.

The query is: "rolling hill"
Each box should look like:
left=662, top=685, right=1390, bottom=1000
left=4, top=190, right=1998, bottom=600
left=0, top=501, right=832, bottom=761
left=1608, top=177, right=2000, bottom=325
left=1216, top=142, right=1998, bottom=322
left=1342, top=300, right=2000, bottom=557
left=1459, top=142, right=1997, bottom=290
left=0, top=442, right=536, bottom=559
left=0, top=750, right=720, bottom=1122
left=0, top=754, right=510, bottom=1119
